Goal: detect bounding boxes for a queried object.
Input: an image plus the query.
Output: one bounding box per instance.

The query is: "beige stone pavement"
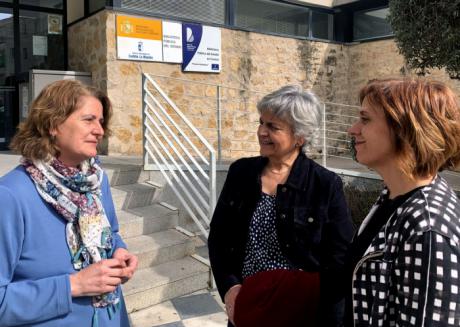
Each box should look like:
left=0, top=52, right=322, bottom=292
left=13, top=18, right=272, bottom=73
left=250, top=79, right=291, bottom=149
left=129, top=289, right=227, bottom=327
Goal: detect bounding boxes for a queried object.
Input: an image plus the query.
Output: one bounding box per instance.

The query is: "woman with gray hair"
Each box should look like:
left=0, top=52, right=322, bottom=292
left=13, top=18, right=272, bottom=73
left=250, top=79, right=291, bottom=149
left=208, top=85, right=353, bottom=327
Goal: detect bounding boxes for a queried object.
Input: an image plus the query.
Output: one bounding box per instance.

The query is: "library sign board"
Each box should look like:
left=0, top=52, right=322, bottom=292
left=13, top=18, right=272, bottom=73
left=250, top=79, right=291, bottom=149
left=116, top=15, right=221, bottom=72
left=182, top=23, right=221, bottom=73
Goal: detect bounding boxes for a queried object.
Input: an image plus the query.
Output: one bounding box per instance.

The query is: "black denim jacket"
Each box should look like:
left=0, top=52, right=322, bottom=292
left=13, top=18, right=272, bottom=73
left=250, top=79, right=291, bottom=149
left=208, top=153, right=354, bottom=326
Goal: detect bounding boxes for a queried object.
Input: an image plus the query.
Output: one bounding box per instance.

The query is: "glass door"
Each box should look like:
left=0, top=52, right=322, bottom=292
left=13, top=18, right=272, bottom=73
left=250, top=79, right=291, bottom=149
left=0, top=2, right=66, bottom=150
left=19, top=9, right=65, bottom=72
left=0, top=86, right=15, bottom=148
left=0, top=7, right=15, bottom=149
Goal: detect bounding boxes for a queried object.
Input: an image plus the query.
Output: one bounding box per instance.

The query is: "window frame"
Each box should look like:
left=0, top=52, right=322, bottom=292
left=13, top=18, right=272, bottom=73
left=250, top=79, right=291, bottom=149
left=352, top=5, right=393, bottom=42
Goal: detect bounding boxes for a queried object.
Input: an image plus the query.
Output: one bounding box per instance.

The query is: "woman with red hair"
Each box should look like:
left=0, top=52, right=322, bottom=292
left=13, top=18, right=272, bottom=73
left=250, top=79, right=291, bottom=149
left=347, top=78, right=460, bottom=326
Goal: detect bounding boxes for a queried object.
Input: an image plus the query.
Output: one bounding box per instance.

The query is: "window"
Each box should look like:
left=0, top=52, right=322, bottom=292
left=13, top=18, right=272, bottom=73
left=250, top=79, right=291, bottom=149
left=0, top=8, right=14, bottom=146
left=0, top=86, right=15, bottom=145
left=109, top=0, right=389, bottom=43
left=0, top=9, right=14, bottom=86
left=89, top=0, right=106, bottom=14
left=19, top=0, right=63, bottom=9
left=67, top=0, right=84, bottom=23
left=311, top=11, right=333, bottom=40
left=353, top=7, right=392, bottom=41
left=19, top=10, right=65, bottom=72
left=235, top=0, right=309, bottom=37
left=120, top=0, right=226, bottom=25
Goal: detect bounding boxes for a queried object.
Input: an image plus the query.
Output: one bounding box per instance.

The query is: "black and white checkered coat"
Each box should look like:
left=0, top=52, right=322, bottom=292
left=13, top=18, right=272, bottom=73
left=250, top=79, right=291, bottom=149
left=352, top=176, right=460, bottom=327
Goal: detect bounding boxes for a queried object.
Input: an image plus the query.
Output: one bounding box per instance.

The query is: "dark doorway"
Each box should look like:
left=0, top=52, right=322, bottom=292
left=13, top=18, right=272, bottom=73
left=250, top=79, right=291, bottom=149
left=0, top=0, right=66, bottom=150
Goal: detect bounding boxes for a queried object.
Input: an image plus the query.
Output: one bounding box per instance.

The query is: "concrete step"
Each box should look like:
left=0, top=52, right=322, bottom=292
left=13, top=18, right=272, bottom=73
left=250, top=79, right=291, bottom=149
left=111, top=183, right=159, bottom=210
left=118, top=203, right=178, bottom=239
left=122, top=256, right=210, bottom=313
left=104, top=163, right=150, bottom=187
left=124, top=229, right=195, bottom=269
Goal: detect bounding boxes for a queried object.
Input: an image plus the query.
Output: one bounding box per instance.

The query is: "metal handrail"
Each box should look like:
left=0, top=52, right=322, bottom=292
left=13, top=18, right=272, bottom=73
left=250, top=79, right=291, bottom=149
left=142, top=73, right=361, bottom=165
left=141, top=73, right=364, bottom=239
left=142, top=73, right=216, bottom=238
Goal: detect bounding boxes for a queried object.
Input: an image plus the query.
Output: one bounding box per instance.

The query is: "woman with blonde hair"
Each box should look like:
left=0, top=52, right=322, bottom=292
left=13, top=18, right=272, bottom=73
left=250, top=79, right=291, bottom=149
left=347, top=78, right=460, bottom=326
left=0, top=80, right=137, bottom=326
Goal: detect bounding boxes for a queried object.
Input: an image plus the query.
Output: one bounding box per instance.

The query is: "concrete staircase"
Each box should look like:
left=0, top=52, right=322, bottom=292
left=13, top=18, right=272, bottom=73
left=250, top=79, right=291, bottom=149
left=103, top=161, right=211, bottom=317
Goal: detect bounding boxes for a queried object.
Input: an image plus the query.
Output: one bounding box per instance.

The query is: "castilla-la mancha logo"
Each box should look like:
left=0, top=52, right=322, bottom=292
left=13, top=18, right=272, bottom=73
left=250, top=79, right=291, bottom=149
left=120, top=20, right=133, bottom=34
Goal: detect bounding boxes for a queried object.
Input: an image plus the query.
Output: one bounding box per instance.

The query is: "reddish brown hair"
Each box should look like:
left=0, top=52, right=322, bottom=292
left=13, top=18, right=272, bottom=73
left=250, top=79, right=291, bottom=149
left=10, top=80, right=112, bottom=161
left=359, top=78, right=460, bottom=178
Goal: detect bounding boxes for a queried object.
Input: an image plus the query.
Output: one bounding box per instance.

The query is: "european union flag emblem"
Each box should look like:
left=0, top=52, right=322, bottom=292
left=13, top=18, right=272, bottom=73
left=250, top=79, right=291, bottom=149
left=211, top=64, right=219, bottom=70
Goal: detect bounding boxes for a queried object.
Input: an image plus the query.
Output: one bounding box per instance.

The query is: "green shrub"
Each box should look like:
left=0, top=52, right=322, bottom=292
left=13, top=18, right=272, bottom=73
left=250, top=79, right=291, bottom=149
left=343, top=183, right=382, bottom=228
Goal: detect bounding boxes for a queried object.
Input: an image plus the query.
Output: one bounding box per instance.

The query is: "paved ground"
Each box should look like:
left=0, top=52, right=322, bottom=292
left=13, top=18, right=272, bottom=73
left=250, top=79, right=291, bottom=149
left=0, top=152, right=21, bottom=176
left=129, top=289, right=227, bottom=327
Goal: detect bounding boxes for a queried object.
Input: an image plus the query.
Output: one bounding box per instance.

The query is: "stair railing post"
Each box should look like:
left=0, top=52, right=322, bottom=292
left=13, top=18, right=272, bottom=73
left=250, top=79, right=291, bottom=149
left=322, top=102, right=327, bottom=168
left=142, top=74, right=149, bottom=168
left=216, top=85, right=222, bottom=164
left=209, top=148, right=217, bottom=290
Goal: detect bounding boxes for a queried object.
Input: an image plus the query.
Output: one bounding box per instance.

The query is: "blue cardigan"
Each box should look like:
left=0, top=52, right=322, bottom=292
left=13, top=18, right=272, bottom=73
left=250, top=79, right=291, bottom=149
left=0, top=166, right=129, bottom=327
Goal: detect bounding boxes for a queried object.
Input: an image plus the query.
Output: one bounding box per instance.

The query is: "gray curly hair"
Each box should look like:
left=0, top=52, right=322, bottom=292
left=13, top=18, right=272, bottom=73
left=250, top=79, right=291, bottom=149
left=257, top=85, right=322, bottom=153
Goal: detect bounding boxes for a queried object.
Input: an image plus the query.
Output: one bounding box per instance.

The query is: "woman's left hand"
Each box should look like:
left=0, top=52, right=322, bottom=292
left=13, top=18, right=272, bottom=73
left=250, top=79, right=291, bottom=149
left=112, top=248, right=138, bottom=283
left=224, top=284, right=242, bottom=325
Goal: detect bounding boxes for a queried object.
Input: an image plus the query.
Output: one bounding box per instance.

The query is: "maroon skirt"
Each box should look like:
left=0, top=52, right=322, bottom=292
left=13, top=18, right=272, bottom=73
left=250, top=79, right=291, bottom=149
left=233, top=269, right=320, bottom=327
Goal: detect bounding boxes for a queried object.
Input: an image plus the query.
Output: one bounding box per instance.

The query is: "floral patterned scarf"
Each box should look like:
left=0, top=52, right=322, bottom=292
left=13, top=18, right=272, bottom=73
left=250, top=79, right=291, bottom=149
left=23, top=157, right=119, bottom=323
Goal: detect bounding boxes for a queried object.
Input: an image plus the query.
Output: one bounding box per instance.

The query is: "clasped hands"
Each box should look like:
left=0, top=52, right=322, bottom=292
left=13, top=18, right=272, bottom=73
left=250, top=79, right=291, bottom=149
left=70, top=248, right=138, bottom=297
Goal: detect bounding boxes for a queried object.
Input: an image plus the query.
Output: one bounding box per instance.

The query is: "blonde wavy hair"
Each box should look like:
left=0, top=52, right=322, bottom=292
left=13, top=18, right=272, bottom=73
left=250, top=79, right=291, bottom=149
left=359, top=78, right=460, bottom=178
left=10, top=79, right=112, bottom=161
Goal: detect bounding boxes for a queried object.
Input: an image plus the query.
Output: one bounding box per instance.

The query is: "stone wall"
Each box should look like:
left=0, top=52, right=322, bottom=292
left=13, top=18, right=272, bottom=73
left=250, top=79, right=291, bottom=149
left=68, top=10, right=350, bottom=156
left=68, top=10, right=460, bottom=157
left=348, top=39, right=460, bottom=105
left=68, top=11, right=108, bottom=94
